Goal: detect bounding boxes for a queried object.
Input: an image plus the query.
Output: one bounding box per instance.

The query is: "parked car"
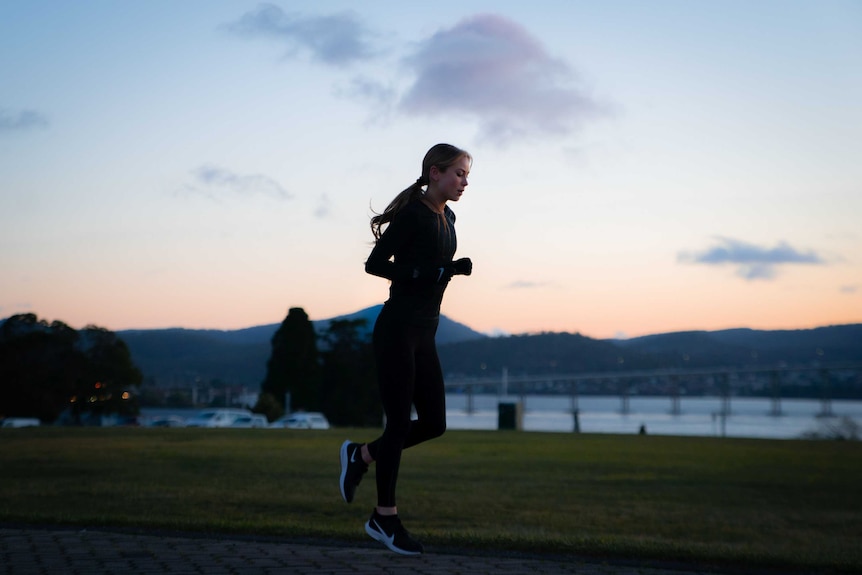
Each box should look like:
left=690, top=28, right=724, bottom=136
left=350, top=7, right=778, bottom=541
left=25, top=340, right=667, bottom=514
left=185, top=409, right=254, bottom=428
left=146, top=415, right=186, bottom=428
left=270, top=412, right=330, bottom=430
left=228, top=414, right=269, bottom=428
left=1, top=417, right=40, bottom=428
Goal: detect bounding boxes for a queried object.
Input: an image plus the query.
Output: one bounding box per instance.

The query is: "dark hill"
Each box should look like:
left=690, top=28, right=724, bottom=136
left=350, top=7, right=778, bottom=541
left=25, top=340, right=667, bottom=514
left=117, top=307, right=485, bottom=387
left=437, top=331, right=662, bottom=377
left=5, top=311, right=859, bottom=390
left=616, top=324, right=862, bottom=368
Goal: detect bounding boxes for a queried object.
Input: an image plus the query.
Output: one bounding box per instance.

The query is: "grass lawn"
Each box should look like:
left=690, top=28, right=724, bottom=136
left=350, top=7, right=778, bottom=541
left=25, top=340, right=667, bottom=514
left=1, top=427, right=860, bottom=572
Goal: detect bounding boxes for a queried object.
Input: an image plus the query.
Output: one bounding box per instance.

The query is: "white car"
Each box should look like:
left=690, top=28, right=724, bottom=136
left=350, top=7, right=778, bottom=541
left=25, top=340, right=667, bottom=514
left=185, top=409, right=254, bottom=428
left=228, top=414, right=269, bottom=428
left=146, top=415, right=187, bottom=427
left=270, top=412, right=330, bottom=430
left=1, top=417, right=40, bottom=428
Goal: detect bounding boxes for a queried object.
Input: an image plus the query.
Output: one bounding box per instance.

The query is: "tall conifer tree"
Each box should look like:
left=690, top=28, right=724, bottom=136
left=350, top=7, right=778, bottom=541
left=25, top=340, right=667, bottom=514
left=261, top=307, right=320, bottom=411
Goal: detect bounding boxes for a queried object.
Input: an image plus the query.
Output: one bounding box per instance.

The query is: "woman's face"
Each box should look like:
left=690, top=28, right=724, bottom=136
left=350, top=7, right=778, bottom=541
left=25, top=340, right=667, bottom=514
left=433, top=155, right=471, bottom=203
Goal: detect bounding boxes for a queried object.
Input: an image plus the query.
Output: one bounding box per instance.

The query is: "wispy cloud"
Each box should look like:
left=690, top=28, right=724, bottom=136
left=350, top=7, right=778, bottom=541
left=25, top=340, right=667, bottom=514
left=678, top=237, right=826, bottom=280
left=0, top=108, right=49, bottom=133
left=226, top=8, right=606, bottom=144
left=505, top=280, right=550, bottom=289
left=338, top=76, right=396, bottom=111
left=314, top=194, right=331, bottom=219
left=840, top=285, right=859, bottom=294
left=224, top=4, right=377, bottom=67
left=183, top=164, right=290, bottom=200
left=398, top=14, right=605, bottom=144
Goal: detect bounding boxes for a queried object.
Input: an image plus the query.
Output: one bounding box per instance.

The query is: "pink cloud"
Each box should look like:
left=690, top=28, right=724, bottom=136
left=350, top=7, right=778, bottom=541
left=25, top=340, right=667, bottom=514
left=400, top=14, right=604, bottom=143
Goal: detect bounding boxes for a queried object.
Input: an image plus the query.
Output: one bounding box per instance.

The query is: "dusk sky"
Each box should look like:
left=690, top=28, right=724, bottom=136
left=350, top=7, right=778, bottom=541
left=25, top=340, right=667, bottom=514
left=2, top=1, right=860, bottom=339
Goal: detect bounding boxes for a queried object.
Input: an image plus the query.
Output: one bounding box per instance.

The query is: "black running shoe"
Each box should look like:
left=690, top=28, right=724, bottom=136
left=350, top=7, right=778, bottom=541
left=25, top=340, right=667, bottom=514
left=365, top=510, right=424, bottom=556
left=339, top=440, right=368, bottom=503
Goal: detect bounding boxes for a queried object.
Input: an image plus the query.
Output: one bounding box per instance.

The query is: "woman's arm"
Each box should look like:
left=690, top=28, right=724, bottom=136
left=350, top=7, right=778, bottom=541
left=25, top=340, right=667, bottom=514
left=365, top=210, right=416, bottom=282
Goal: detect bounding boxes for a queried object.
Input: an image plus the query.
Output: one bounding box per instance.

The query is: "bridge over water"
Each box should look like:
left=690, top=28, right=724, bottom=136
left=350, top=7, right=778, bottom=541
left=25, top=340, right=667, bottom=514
left=444, top=362, right=862, bottom=421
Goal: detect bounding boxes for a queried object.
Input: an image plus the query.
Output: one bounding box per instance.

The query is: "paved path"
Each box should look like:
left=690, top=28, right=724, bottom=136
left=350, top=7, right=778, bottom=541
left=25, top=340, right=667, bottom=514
left=0, top=526, right=742, bottom=575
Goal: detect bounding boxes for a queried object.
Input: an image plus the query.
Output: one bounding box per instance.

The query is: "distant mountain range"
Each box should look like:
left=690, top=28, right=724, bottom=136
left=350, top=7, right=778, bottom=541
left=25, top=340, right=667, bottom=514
left=125, top=304, right=484, bottom=347
left=437, top=324, right=862, bottom=378
left=110, top=306, right=862, bottom=389
left=117, top=305, right=483, bottom=387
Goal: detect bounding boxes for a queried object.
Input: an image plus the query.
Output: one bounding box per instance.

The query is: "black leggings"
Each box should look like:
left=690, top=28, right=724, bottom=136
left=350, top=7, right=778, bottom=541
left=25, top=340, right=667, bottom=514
left=365, top=305, right=447, bottom=508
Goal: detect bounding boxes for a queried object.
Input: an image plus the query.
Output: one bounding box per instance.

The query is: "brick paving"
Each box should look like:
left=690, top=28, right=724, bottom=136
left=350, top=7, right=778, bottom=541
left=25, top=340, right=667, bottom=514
left=0, top=526, right=739, bottom=575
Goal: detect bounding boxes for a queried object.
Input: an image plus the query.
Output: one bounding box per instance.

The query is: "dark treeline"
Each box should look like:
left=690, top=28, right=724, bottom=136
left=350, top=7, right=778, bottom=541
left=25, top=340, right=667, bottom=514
left=0, top=314, right=143, bottom=424
left=0, top=309, right=383, bottom=427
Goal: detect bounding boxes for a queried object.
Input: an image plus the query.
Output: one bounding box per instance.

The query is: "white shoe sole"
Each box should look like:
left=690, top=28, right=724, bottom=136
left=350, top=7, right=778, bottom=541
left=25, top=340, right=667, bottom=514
left=365, top=520, right=422, bottom=556
left=339, top=439, right=351, bottom=503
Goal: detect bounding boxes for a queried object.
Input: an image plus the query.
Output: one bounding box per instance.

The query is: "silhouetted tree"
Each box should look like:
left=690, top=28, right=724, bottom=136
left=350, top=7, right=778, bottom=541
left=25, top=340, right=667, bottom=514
left=1, top=315, right=81, bottom=422
left=0, top=314, right=142, bottom=423
left=252, top=391, right=284, bottom=422
left=69, top=326, right=143, bottom=421
left=260, top=307, right=320, bottom=411
left=319, top=318, right=381, bottom=427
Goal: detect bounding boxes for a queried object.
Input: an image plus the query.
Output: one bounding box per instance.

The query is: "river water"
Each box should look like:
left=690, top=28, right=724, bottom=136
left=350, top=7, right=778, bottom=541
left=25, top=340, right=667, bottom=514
left=142, top=395, right=862, bottom=440
left=445, top=394, right=862, bottom=439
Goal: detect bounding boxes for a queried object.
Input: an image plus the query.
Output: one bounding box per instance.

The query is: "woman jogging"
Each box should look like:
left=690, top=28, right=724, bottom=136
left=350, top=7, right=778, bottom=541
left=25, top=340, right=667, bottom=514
left=339, top=143, right=473, bottom=555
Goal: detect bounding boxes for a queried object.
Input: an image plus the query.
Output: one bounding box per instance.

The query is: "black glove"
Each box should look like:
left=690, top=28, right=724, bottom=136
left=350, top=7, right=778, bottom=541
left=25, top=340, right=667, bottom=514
left=412, top=265, right=451, bottom=284
left=450, top=257, right=472, bottom=276
left=412, top=258, right=472, bottom=284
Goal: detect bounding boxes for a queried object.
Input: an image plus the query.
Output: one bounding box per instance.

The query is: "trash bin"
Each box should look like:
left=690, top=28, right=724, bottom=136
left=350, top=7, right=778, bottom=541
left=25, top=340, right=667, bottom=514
left=498, top=401, right=523, bottom=431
